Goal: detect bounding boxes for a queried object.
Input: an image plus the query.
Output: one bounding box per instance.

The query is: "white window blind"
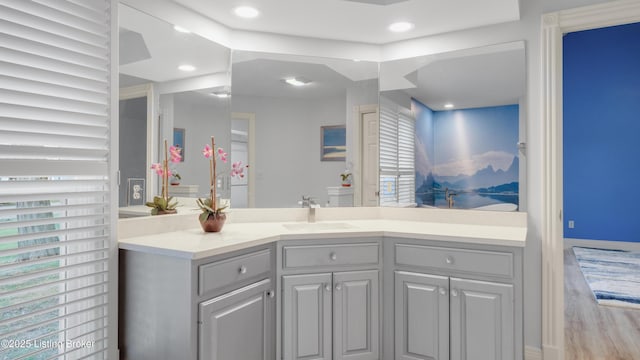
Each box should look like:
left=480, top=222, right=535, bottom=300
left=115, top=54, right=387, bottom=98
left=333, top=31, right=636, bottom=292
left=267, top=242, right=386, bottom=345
left=0, top=1, right=113, bottom=359
left=379, top=96, right=415, bottom=207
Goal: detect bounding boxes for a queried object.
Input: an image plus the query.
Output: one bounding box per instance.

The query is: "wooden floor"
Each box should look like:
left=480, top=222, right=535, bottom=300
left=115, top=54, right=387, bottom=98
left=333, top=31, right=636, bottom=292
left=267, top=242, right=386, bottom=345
left=564, top=248, right=640, bottom=360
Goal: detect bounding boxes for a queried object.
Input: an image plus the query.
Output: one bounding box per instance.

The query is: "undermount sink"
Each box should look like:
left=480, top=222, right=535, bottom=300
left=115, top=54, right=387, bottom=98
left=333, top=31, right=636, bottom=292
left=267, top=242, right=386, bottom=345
left=282, top=222, right=355, bottom=232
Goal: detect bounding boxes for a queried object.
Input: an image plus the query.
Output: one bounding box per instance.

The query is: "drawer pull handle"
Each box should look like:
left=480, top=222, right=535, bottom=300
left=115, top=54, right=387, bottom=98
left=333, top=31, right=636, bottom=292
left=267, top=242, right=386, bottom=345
left=325, top=283, right=332, bottom=292
left=439, top=287, right=447, bottom=296
left=329, top=252, right=337, bottom=261
left=239, top=265, right=247, bottom=274
left=451, top=289, right=458, bottom=297
left=445, top=256, right=454, bottom=265
left=335, top=283, right=342, bottom=291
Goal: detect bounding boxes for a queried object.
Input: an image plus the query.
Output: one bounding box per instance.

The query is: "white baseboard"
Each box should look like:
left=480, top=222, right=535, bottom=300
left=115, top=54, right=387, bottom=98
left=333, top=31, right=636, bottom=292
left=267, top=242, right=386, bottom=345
left=564, top=238, right=640, bottom=251
left=525, top=345, right=543, bottom=360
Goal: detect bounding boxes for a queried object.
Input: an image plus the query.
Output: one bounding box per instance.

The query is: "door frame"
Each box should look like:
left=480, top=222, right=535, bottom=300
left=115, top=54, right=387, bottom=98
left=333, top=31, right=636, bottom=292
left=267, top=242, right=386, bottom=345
left=231, top=112, right=256, bottom=207
left=540, top=1, right=640, bottom=359
left=351, top=104, right=379, bottom=207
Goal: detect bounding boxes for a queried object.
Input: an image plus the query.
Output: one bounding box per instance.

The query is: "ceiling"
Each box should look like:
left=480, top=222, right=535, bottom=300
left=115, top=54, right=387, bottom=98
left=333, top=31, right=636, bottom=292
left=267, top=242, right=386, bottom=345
left=172, top=0, right=521, bottom=44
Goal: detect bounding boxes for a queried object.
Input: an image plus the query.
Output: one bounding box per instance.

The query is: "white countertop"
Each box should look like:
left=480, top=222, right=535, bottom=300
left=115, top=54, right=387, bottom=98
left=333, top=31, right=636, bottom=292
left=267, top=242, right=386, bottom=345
left=118, top=208, right=528, bottom=260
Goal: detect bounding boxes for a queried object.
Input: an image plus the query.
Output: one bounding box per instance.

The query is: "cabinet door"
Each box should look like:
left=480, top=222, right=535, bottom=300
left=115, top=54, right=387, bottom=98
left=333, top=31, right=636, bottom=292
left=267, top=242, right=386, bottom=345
left=395, top=271, right=449, bottom=360
left=199, top=278, right=273, bottom=360
left=450, top=278, right=514, bottom=360
left=333, top=270, right=379, bottom=360
left=282, top=273, right=333, bottom=360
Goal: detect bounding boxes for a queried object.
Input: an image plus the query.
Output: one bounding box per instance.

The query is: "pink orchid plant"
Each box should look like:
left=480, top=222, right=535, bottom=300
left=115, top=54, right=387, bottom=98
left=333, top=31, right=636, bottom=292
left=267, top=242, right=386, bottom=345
left=146, top=140, right=182, bottom=214
left=196, top=136, right=248, bottom=221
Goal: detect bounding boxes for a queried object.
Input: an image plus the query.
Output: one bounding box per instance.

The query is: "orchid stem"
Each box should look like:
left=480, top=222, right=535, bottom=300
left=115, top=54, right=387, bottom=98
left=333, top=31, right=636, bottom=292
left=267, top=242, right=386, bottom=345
left=211, top=136, right=216, bottom=212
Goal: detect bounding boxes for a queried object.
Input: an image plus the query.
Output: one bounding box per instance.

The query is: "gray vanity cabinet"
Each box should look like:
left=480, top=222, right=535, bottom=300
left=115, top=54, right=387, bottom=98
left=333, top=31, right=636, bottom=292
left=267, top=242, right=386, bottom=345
left=394, top=271, right=449, bottom=360
left=282, top=273, right=332, bottom=360
left=395, top=272, right=514, bottom=360
left=282, top=270, right=379, bottom=360
left=280, top=240, right=381, bottom=360
left=391, top=241, right=522, bottom=360
left=199, top=278, right=274, bottom=360
left=119, top=245, right=276, bottom=360
left=449, top=277, right=514, bottom=360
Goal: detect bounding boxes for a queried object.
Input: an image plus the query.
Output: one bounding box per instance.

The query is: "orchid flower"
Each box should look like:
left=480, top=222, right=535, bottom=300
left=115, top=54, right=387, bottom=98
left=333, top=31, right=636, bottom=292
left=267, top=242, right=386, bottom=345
left=169, top=146, right=182, bottom=163
left=151, top=163, right=163, bottom=176
left=231, top=161, right=246, bottom=178
left=202, top=144, right=213, bottom=158
left=217, top=148, right=228, bottom=163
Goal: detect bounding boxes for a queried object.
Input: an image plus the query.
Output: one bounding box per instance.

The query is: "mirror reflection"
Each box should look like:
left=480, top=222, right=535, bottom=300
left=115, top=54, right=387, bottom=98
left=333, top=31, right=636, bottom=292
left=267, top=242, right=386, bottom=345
left=118, top=3, right=231, bottom=212
left=379, top=42, right=525, bottom=210
left=230, top=51, right=379, bottom=208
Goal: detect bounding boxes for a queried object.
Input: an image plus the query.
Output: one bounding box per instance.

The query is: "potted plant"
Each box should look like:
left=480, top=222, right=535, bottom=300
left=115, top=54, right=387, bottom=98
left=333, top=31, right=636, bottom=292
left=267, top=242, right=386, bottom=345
left=146, top=140, right=181, bottom=215
left=340, top=170, right=352, bottom=187
left=197, top=136, right=247, bottom=232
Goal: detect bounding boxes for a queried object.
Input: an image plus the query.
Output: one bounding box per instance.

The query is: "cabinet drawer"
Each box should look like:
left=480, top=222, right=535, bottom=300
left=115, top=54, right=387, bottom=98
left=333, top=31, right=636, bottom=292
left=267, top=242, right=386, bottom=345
left=199, top=249, right=271, bottom=295
left=283, top=243, right=379, bottom=269
left=395, top=244, right=513, bottom=278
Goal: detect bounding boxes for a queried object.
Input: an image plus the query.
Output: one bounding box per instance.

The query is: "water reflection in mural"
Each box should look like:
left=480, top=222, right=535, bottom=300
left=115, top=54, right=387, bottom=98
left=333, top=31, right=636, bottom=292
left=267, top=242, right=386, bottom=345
left=414, top=99, right=519, bottom=210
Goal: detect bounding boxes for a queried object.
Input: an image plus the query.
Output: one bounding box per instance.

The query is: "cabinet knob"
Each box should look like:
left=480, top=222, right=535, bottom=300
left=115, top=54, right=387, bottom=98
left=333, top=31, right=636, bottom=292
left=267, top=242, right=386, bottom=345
left=439, top=287, right=447, bottom=296
left=335, top=283, right=342, bottom=291
left=325, top=283, right=332, bottom=292
left=329, top=252, right=337, bottom=261
left=239, top=265, right=247, bottom=274
left=451, top=289, right=458, bottom=297
left=266, top=290, right=275, bottom=298
left=445, top=256, right=454, bottom=265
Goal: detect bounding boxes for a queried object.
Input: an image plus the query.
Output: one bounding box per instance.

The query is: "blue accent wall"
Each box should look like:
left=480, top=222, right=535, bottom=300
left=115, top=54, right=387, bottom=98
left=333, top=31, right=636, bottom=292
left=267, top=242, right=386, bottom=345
left=563, top=22, right=640, bottom=242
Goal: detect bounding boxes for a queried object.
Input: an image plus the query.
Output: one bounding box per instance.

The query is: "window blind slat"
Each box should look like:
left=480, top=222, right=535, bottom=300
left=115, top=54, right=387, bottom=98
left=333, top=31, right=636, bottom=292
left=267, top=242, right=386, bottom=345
left=0, top=202, right=108, bottom=218
left=0, top=61, right=108, bottom=94
left=0, top=145, right=108, bottom=162
left=0, top=160, right=108, bottom=177
left=0, top=2, right=108, bottom=45
left=0, top=224, right=109, bottom=247
left=1, top=74, right=109, bottom=104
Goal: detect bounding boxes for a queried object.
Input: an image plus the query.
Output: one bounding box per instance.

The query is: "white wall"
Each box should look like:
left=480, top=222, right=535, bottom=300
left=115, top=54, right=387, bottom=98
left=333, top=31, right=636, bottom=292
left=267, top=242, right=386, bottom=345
left=232, top=94, right=347, bottom=207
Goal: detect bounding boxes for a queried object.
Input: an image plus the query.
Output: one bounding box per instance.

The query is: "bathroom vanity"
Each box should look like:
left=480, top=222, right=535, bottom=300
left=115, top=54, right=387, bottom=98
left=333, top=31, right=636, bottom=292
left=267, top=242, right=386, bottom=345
left=118, top=208, right=526, bottom=360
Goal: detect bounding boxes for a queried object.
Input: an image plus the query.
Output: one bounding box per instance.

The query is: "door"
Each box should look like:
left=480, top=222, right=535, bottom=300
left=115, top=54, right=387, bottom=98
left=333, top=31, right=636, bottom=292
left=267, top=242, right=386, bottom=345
left=449, top=278, right=514, bottom=360
left=361, top=111, right=379, bottom=206
left=395, top=271, right=449, bottom=360
left=333, top=270, right=379, bottom=360
left=199, top=279, right=273, bottom=360
left=282, top=273, right=332, bottom=360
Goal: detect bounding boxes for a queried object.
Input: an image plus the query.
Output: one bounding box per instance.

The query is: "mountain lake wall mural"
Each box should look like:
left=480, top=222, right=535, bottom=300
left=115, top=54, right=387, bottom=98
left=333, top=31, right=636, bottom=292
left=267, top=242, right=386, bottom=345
left=413, top=99, right=519, bottom=210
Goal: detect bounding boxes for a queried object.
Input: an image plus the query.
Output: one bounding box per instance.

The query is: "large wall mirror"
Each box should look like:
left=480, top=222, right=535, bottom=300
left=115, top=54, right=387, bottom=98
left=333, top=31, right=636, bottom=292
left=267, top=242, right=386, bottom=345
left=378, top=42, right=525, bottom=211
left=118, top=2, right=525, bottom=215
left=230, top=51, right=379, bottom=208
left=118, top=3, right=231, bottom=212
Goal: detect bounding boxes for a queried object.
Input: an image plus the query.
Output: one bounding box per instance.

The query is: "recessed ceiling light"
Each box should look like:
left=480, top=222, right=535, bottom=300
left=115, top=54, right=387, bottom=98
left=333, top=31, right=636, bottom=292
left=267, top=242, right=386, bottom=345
left=388, top=21, right=414, bottom=33
left=444, top=103, right=454, bottom=109
left=173, top=25, right=190, bottom=33
left=178, top=64, right=196, bottom=72
left=283, top=77, right=311, bottom=87
left=234, top=6, right=260, bottom=18
left=211, top=92, right=230, bottom=98
left=353, top=59, right=361, bottom=62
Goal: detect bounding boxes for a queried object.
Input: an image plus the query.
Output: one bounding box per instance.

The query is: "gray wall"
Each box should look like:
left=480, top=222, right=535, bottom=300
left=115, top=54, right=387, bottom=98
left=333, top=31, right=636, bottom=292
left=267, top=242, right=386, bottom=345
left=119, top=96, right=147, bottom=207
left=172, top=94, right=231, bottom=200
left=232, top=94, right=347, bottom=207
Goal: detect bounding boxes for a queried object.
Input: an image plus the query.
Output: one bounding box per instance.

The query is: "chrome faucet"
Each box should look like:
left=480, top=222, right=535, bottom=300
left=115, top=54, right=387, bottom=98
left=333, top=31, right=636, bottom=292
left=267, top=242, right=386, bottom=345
left=445, top=188, right=457, bottom=209
left=300, top=195, right=320, bottom=223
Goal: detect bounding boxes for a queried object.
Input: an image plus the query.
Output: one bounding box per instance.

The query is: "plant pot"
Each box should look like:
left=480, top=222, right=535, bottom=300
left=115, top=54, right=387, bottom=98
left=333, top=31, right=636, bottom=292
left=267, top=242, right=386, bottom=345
left=199, top=212, right=226, bottom=233
left=155, top=209, right=177, bottom=215
left=341, top=183, right=351, bottom=187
